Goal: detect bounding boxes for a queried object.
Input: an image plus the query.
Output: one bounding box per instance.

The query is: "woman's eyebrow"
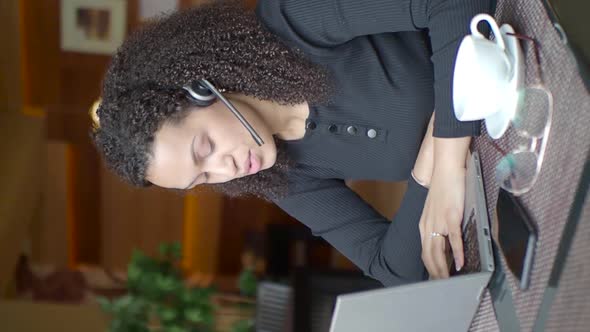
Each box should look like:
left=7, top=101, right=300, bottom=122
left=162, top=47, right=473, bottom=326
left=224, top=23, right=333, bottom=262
left=190, top=135, right=197, bottom=164
left=184, top=135, right=198, bottom=190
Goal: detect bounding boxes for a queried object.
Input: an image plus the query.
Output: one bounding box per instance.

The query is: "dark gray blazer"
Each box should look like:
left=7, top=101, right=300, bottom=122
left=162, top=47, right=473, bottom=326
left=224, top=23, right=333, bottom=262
left=256, top=0, right=493, bottom=286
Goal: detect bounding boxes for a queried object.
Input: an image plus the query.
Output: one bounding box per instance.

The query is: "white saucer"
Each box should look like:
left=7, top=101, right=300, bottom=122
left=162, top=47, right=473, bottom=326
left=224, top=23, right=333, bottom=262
left=484, top=24, right=524, bottom=139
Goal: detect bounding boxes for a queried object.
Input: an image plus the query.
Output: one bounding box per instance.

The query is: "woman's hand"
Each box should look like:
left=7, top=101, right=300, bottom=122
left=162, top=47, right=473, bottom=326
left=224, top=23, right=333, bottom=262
left=419, top=136, right=470, bottom=279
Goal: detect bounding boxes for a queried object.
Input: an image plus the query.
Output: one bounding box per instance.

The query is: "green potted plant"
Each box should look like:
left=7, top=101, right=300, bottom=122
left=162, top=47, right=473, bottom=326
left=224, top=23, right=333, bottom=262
left=98, top=243, right=256, bottom=332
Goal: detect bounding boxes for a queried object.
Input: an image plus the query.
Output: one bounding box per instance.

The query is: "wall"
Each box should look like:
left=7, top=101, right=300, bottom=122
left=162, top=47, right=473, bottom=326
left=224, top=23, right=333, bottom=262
left=0, top=0, right=22, bottom=112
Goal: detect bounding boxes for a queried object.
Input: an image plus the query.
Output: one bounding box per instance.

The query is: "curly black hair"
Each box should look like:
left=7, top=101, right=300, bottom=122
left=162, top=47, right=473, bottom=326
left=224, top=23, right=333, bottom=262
left=92, top=0, right=332, bottom=200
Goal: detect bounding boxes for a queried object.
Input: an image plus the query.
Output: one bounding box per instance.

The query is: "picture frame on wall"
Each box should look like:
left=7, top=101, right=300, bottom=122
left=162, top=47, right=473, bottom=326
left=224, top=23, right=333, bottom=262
left=60, top=0, right=127, bottom=55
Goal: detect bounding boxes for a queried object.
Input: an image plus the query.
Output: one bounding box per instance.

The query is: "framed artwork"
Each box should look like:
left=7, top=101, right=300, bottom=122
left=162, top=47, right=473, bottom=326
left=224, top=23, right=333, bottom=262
left=60, top=0, right=127, bottom=54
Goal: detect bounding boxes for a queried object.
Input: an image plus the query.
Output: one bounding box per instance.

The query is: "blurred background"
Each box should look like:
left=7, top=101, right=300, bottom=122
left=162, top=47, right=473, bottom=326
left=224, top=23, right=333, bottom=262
left=0, top=0, right=408, bottom=330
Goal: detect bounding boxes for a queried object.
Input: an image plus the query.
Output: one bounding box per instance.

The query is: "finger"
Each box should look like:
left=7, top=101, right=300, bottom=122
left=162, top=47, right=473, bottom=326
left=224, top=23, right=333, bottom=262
left=448, top=228, right=465, bottom=271
left=421, top=218, right=437, bottom=279
left=422, top=235, right=437, bottom=278
left=422, top=235, right=437, bottom=279
left=445, top=238, right=454, bottom=269
left=431, top=235, right=449, bottom=278
left=418, top=207, right=433, bottom=277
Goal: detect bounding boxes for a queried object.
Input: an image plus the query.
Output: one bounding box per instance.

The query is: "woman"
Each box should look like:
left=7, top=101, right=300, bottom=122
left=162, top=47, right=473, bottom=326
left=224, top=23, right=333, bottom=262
left=92, top=0, right=494, bottom=286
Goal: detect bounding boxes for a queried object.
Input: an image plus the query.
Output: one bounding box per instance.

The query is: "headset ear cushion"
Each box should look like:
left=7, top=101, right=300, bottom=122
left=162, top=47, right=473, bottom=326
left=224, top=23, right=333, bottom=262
left=183, top=81, right=216, bottom=107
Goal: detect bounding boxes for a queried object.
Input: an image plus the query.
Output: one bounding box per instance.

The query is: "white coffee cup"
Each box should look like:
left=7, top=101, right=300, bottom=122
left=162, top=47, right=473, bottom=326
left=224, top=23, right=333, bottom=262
left=453, top=14, right=513, bottom=121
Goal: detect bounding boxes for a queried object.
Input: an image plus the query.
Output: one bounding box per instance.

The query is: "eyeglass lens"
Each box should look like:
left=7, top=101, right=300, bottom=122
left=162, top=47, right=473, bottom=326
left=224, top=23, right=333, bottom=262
left=496, top=151, right=539, bottom=195
left=513, top=87, right=551, bottom=138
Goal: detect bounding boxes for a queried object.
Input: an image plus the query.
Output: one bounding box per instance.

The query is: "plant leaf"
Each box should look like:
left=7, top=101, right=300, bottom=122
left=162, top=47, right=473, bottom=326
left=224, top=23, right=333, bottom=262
left=157, top=306, right=177, bottom=322
left=184, top=308, right=203, bottom=323
left=165, top=325, right=189, bottom=332
left=97, top=297, right=113, bottom=312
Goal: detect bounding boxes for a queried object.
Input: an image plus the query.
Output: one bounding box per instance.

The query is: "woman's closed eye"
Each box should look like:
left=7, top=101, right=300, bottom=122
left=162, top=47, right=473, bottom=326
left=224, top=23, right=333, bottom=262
left=186, top=135, right=213, bottom=189
left=191, top=134, right=213, bottom=163
left=196, top=135, right=213, bottom=159
left=197, top=138, right=213, bottom=184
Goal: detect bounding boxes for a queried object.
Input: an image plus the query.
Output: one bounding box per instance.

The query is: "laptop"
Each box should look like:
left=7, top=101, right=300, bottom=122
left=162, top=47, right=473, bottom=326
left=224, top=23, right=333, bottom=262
left=329, top=151, right=494, bottom=332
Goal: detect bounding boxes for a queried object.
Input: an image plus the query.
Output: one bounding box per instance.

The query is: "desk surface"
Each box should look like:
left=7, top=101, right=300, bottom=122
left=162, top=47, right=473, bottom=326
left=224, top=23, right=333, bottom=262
left=469, top=1, right=590, bottom=331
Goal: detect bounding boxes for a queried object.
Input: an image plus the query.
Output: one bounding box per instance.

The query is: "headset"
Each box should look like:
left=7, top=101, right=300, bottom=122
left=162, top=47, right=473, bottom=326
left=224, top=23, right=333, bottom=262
left=183, top=79, right=264, bottom=146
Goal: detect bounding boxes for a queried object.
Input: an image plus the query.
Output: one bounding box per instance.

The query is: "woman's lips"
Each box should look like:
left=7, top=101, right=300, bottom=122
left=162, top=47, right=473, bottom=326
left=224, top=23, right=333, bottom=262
left=248, top=150, right=261, bottom=175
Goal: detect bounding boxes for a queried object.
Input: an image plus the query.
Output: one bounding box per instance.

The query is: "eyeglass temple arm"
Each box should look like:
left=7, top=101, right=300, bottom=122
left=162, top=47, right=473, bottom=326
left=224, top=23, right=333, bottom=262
left=489, top=139, right=508, bottom=155
left=200, top=79, right=265, bottom=146
left=506, top=32, right=544, bottom=83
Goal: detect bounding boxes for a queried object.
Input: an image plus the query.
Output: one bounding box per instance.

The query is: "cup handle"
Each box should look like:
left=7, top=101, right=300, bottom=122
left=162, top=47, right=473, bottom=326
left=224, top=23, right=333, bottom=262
left=470, top=13, right=506, bottom=51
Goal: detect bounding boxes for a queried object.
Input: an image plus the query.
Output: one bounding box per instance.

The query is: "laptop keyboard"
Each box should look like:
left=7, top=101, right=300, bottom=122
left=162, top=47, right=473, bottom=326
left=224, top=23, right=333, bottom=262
left=451, top=208, right=481, bottom=276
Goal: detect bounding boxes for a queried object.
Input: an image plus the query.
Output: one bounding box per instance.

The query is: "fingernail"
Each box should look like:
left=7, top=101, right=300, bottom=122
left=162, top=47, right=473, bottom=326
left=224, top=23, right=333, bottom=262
left=455, top=258, right=461, bottom=271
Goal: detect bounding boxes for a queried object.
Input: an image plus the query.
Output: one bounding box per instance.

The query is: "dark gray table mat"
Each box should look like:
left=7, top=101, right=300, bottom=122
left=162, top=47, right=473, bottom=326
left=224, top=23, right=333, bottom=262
left=469, top=0, right=590, bottom=331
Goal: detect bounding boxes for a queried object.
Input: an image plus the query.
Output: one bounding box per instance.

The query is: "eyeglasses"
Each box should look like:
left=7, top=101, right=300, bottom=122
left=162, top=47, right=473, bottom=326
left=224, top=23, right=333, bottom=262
left=490, top=33, right=553, bottom=196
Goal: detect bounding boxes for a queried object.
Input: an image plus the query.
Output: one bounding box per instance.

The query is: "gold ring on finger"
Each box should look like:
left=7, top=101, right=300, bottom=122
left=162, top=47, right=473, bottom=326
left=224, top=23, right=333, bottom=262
left=430, top=232, right=446, bottom=238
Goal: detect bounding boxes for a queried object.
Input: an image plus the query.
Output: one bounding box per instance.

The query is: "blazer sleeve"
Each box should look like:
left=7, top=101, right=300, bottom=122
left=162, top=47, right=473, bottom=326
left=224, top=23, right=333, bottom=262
left=256, top=0, right=494, bottom=137
left=273, top=170, right=430, bottom=287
